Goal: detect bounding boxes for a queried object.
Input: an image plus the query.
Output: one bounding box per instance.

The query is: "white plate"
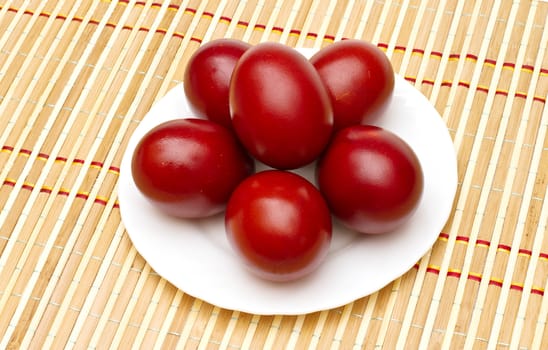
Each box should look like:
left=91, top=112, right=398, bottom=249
left=118, top=48, right=458, bottom=315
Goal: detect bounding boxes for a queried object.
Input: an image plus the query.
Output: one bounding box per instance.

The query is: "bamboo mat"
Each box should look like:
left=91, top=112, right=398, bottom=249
left=0, top=0, right=547, bottom=348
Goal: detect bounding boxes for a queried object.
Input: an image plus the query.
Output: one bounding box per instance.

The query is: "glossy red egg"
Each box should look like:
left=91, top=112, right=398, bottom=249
left=230, top=42, right=333, bottom=170
left=225, top=170, right=332, bottom=281
left=317, top=125, right=423, bottom=234
left=131, top=118, right=255, bottom=218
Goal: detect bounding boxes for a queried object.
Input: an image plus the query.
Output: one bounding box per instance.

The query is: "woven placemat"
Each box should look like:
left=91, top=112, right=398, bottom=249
left=1, top=0, right=547, bottom=348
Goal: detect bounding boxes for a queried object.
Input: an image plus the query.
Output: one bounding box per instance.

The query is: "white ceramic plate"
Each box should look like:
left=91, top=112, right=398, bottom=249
left=118, top=48, right=458, bottom=315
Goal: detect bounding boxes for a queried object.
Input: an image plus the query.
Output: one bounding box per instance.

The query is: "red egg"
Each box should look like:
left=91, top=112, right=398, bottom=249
left=225, top=170, right=332, bottom=282
left=317, top=125, right=423, bottom=234
left=310, top=40, right=395, bottom=132
left=131, top=118, right=255, bottom=218
left=184, top=39, right=251, bottom=129
left=230, top=42, right=333, bottom=170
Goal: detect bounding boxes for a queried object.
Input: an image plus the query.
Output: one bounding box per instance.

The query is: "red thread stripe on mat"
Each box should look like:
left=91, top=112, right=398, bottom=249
left=522, top=65, right=535, bottom=73
left=496, top=89, right=509, bottom=97
left=430, top=51, right=444, bottom=58
left=3, top=5, right=548, bottom=77
left=468, top=272, right=482, bottom=283
left=447, top=269, right=461, bottom=278
left=19, top=149, right=32, bottom=156
left=458, top=81, right=471, bottom=89
left=426, top=266, right=441, bottom=275
left=455, top=235, right=470, bottom=243
left=236, top=20, right=249, bottom=28
left=476, top=239, right=491, bottom=248
left=518, top=248, right=533, bottom=257
left=150, top=3, right=165, bottom=10
left=431, top=232, right=546, bottom=270
left=531, top=289, right=545, bottom=296
left=90, top=161, right=105, bottom=169
left=439, top=232, right=537, bottom=259
left=0, top=5, right=204, bottom=43
left=2, top=178, right=120, bottom=208
left=95, top=196, right=110, bottom=206
left=415, top=265, right=545, bottom=296
left=58, top=189, right=70, bottom=196
left=76, top=192, right=90, bottom=200
left=220, top=16, right=232, bottom=24
left=404, top=77, right=546, bottom=104
left=484, top=58, right=498, bottom=67
left=0, top=146, right=121, bottom=175
left=40, top=186, right=52, bottom=194
left=489, top=278, right=504, bottom=288
left=510, top=283, right=524, bottom=292
left=498, top=244, right=512, bottom=253
left=476, top=85, right=490, bottom=94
